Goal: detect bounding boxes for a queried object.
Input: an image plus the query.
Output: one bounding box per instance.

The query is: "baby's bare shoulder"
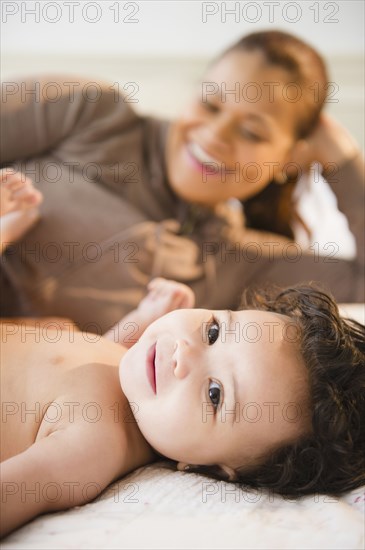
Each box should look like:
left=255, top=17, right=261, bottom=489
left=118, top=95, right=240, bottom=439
left=38, top=362, right=133, bottom=440
left=34, top=365, right=139, bottom=491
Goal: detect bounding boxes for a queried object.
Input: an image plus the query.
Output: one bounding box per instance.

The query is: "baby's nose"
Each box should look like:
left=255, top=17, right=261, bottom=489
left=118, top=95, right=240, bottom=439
left=172, top=339, right=192, bottom=380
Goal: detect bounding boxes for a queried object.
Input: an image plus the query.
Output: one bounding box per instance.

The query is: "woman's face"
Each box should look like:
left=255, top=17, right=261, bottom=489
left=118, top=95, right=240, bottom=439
left=166, top=49, right=301, bottom=205
left=119, top=308, right=312, bottom=475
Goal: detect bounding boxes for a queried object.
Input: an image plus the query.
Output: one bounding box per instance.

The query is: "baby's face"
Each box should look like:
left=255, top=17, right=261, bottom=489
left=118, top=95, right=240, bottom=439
left=119, top=308, right=312, bottom=473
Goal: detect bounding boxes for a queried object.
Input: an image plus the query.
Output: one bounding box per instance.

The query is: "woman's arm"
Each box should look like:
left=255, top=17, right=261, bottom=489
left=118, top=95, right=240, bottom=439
left=0, top=74, right=137, bottom=166
left=292, top=114, right=364, bottom=271
left=321, top=152, right=364, bottom=269
left=303, top=113, right=361, bottom=170
left=235, top=138, right=364, bottom=304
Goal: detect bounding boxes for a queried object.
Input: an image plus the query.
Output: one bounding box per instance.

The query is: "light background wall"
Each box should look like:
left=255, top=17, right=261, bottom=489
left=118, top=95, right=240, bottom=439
left=1, top=0, right=364, bottom=147
left=2, top=0, right=364, bottom=56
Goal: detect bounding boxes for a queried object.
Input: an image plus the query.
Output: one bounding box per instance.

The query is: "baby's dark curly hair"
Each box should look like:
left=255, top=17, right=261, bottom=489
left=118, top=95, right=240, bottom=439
left=165, top=283, right=365, bottom=498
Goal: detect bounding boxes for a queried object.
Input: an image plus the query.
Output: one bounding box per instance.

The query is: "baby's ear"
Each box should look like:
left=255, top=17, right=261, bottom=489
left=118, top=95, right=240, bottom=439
left=176, top=461, right=201, bottom=472
left=217, top=464, right=238, bottom=482
left=176, top=461, right=192, bottom=472
left=177, top=462, right=238, bottom=481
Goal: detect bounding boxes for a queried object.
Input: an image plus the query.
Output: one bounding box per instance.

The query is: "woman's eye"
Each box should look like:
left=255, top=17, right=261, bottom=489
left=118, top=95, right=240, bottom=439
left=202, top=100, right=219, bottom=113
left=239, top=128, right=263, bottom=142
left=208, top=380, right=222, bottom=410
left=207, top=318, right=220, bottom=345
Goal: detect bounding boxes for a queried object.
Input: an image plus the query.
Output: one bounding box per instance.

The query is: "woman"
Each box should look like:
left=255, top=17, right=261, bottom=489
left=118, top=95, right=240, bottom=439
left=0, top=30, right=363, bottom=332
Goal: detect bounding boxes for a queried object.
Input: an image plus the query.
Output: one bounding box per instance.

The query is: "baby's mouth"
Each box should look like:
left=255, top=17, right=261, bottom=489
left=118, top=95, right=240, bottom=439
left=153, top=349, right=157, bottom=392
left=146, top=342, right=157, bottom=394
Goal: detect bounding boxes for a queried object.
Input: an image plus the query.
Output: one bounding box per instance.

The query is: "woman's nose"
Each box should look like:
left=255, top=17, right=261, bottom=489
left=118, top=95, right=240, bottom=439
left=172, top=339, right=192, bottom=380
left=205, top=113, right=233, bottom=146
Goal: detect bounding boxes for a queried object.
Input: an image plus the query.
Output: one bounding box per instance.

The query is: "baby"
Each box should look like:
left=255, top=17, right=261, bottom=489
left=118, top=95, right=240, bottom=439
left=1, top=173, right=364, bottom=538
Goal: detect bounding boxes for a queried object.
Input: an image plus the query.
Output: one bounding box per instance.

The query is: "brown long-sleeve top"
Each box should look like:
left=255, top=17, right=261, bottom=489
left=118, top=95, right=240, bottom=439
left=1, top=75, right=364, bottom=331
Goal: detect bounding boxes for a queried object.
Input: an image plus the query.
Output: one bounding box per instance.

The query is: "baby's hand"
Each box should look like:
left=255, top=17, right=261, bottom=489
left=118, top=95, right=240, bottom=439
left=104, top=279, right=195, bottom=346
left=0, top=168, right=42, bottom=217
left=137, top=277, right=195, bottom=324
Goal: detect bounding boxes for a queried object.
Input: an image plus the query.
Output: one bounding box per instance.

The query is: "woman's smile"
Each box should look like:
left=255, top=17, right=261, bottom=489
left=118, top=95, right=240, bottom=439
left=185, top=141, right=232, bottom=175
left=187, top=141, right=223, bottom=164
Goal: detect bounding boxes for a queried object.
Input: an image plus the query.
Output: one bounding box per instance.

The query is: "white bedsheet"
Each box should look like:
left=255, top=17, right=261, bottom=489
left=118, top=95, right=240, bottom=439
left=2, top=304, right=364, bottom=550
left=2, top=462, right=364, bottom=550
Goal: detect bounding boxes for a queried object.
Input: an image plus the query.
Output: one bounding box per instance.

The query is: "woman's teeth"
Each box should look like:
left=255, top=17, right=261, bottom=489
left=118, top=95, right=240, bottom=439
left=188, top=142, right=220, bottom=164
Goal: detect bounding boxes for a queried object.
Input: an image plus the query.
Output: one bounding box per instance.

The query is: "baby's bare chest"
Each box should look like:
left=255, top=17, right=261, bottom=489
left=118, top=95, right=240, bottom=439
left=0, top=326, right=126, bottom=460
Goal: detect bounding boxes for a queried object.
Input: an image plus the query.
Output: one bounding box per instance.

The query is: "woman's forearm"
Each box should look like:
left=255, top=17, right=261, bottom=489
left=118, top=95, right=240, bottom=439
left=322, top=151, right=365, bottom=271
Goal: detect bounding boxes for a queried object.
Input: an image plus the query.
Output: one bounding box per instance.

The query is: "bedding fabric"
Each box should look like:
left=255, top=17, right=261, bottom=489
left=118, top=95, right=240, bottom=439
left=2, top=462, right=364, bottom=550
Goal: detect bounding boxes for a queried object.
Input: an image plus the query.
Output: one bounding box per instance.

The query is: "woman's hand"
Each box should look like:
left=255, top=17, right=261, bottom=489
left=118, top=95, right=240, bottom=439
left=290, top=113, right=361, bottom=173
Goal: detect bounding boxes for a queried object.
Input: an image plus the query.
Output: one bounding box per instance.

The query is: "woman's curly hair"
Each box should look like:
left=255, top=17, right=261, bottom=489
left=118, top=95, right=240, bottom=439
left=164, top=283, right=365, bottom=498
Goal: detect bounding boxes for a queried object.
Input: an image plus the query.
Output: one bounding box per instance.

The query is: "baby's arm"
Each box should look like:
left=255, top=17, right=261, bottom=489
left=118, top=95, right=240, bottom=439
left=104, top=278, right=195, bottom=347
left=0, top=417, right=126, bottom=538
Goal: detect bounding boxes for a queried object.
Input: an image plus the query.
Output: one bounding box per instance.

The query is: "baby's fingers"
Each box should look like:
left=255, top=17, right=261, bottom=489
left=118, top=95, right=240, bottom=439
left=179, top=286, right=195, bottom=309
left=147, top=277, right=167, bottom=290
left=0, top=167, right=17, bottom=182
left=12, top=186, right=43, bottom=205
left=0, top=169, right=32, bottom=190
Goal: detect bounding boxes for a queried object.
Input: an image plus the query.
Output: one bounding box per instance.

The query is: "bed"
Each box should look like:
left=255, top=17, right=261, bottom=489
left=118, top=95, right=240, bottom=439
left=2, top=304, right=364, bottom=550
left=2, top=461, right=364, bottom=549
left=2, top=31, right=364, bottom=546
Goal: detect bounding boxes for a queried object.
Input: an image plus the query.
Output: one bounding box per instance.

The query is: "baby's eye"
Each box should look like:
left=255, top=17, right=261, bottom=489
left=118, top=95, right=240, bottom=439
left=207, top=318, right=220, bottom=345
left=208, top=380, right=222, bottom=411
